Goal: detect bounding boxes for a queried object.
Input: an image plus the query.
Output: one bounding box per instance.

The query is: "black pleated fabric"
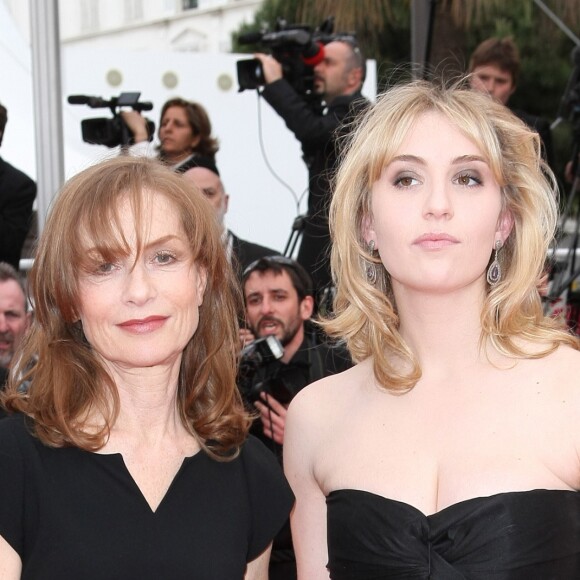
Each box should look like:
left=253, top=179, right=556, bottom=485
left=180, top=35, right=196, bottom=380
left=327, top=488, right=580, bottom=579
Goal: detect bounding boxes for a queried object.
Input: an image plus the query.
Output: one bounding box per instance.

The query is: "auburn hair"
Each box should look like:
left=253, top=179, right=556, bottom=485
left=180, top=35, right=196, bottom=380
left=3, top=156, right=250, bottom=458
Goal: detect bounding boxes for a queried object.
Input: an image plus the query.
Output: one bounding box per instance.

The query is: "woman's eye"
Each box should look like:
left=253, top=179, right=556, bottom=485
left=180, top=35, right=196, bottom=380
left=154, top=251, right=176, bottom=265
left=394, top=175, right=418, bottom=188
left=96, top=262, right=116, bottom=274
left=455, top=173, right=481, bottom=186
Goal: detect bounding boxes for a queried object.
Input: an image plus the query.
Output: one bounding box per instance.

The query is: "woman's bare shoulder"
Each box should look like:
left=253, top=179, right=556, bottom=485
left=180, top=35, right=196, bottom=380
left=287, top=358, right=373, bottom=425
left=542, top=342, right=580, bottom=373
left=551, top=343, right=580, bottom=385
left=285, top=359, right=375, bottom=470
left=522, top=343, right=580, bottom=405
left=292, top=358, right=372, bottom=403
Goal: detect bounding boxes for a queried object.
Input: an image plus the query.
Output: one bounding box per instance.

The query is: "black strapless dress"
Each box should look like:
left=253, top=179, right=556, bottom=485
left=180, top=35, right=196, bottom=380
left=326, top=489, right=580, bottom=579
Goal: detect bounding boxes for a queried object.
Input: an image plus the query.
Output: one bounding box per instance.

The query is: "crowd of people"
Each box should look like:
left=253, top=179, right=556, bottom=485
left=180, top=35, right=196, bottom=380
left=1, top=31, right=580, bottom=579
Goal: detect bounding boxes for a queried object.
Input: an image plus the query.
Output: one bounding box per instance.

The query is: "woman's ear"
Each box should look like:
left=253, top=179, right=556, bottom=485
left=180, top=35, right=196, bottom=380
left=190, top=134, right=201, bottom=150
left=497, top=210, right=514, bottom=243
left=196, top=266, right=208, bottom=307
left=362, top=213, right=376, bottom=245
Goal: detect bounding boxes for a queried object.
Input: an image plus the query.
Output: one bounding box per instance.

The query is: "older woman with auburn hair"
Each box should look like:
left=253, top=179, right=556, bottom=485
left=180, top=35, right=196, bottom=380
left=283, top=79, right=580, bottom=579
left=0, top=156, right=293, bottom=579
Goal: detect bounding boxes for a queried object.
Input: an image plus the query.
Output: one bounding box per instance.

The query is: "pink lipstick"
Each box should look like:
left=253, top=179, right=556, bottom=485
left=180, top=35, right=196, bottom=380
left=117, top=315, right=168, bottom=334
left=412, top=233, right=459, bottom=250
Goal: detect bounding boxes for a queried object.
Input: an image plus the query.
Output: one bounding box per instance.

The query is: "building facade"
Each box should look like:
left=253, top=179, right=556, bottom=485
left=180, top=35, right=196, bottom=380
left=5, top=0, right=261, bottom=53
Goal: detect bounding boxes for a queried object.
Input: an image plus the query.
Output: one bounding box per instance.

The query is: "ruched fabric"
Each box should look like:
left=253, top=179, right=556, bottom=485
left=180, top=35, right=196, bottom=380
left=327, top=488, right=580, bottom=579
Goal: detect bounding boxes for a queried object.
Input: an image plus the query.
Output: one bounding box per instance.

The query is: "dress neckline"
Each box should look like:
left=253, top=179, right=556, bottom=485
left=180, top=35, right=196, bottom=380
left=80, top=446, right=206, bottom=514
left=327, top=487, right=578, bottom=518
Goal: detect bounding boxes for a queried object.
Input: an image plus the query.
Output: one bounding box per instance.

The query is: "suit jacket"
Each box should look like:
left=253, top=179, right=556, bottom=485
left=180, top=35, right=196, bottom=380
left=229, top=230, right=279, bottom=277
left=0, top=156, right=36, bottom=269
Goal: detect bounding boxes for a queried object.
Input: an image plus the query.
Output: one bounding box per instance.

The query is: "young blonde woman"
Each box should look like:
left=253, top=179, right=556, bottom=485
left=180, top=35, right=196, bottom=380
left=284, top=80, right=580, bottom=579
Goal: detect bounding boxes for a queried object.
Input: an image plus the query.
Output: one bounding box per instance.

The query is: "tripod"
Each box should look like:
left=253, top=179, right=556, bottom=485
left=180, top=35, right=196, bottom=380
left=282, top=214, right=336, bottom=315
left=283, top=215, right=305, bottom=258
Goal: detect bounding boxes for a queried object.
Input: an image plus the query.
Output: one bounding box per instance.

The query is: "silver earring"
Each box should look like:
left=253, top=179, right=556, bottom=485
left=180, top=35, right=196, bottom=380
left=366, top=240, right=378, bottom=285
left=487, top=240, right=502, bottom=286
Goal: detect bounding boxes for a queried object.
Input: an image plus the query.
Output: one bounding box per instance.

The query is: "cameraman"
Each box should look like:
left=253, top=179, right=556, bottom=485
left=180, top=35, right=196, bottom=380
left=255, top=40, right=368, bottom=299
left=238, top=255, right=351, bottom=580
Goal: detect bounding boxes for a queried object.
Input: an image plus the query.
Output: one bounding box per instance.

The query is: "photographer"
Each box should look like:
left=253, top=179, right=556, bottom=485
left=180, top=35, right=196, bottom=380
left=121, top=97, right=219, bottom=171
left=238, top=255, right=351, bottom=580
left=254, top=40, right=368, bottom=299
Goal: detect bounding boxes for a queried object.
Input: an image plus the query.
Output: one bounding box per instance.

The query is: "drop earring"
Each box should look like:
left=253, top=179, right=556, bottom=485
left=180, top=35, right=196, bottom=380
left=487, top=240, right=502, bottom=286
left=366, top=240, right=378, bottom=285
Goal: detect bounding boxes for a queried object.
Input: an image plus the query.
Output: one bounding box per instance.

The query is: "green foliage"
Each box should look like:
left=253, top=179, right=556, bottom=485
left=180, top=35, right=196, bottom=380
left=458, top=1, right=577, bottom=181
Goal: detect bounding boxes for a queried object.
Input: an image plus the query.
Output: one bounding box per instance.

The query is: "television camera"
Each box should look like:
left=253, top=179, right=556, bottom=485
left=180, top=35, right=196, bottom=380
left=236, top=16, right=336, bottom=101
left=68, top=92, right=155, bottom=148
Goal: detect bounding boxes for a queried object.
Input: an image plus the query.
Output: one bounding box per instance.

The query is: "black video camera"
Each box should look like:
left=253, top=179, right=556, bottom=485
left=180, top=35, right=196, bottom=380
left=68, top=92, right=155, bottom=148
left=236, top=16, right=335, bottom=101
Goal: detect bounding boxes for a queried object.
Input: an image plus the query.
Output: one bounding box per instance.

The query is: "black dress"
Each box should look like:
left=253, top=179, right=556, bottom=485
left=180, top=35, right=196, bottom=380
left=327, top=488, right=580, bottom=579
left=0, top=414, right=294, bottom=579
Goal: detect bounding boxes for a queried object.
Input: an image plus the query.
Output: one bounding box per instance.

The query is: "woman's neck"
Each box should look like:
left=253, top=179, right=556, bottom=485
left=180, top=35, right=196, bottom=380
left=394, top=283, right=490, bottom=373
left=102, top=361, right=185, bottom=443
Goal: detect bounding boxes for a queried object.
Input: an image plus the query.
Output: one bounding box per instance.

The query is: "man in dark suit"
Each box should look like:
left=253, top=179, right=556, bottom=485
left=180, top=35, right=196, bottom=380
left=181, top=157, right=279, bottom=276
left=0, top=103, right=37, bottom=271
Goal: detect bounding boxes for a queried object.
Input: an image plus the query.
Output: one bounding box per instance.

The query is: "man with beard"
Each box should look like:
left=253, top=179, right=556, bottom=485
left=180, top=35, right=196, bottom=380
left=254, top=40, right=368, bottom=302
left=238, top=255, right=351, bottom=580
left=0, top=262, right=30, bottom=418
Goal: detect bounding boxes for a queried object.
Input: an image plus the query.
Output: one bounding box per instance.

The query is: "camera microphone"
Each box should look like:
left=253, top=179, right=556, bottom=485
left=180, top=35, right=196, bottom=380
left=67, top=95, right=94, bottom=105
left=67, top=95, right=109, bottom=108
left=238, top=31, right=264, bottom=45
left=240, top=28, right=324, bottom=66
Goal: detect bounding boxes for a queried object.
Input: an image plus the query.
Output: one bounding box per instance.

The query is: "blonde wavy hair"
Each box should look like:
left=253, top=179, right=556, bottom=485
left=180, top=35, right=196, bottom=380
left=324, top=79, right=579, bottom=392
left=3, top=156, right=250, bottom=458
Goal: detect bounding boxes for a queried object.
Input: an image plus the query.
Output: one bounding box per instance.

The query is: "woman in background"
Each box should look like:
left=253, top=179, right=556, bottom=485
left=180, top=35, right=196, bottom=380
left=123, top=97, right=219, bottom=171
left=284, top=79, right=580, bottom=578
left=0, top=156, right=292, bottom=579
